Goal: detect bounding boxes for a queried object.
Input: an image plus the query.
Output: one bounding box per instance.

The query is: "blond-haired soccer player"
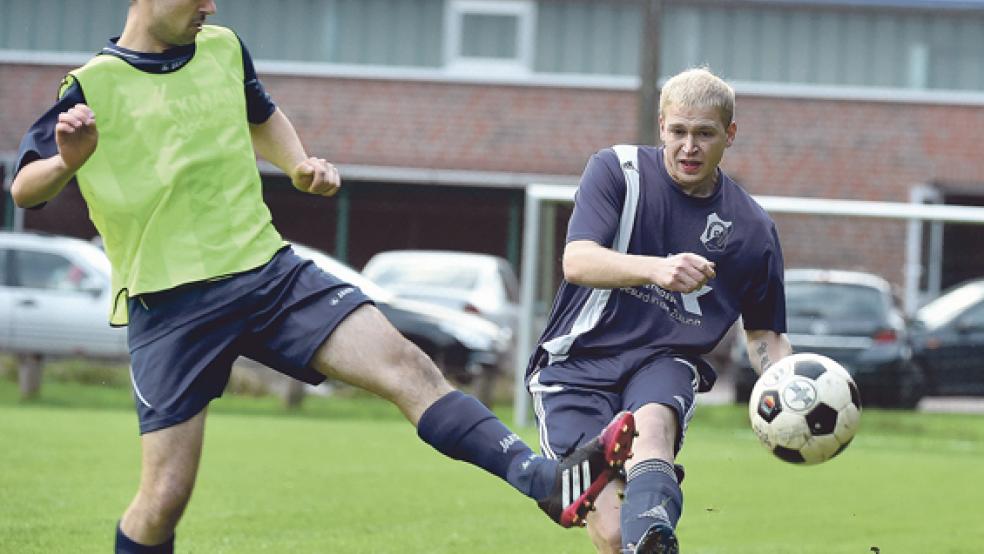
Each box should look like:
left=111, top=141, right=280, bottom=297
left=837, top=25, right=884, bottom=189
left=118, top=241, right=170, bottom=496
left=11, top=1, right=637, bottom=552
left=525, top=67, right=792, bottom=553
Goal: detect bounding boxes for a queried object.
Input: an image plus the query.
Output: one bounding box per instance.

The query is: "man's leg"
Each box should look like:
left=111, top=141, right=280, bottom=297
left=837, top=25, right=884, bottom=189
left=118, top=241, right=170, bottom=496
left=117, top=409, right=207, bottom=553
left=309, top=304, right=450, bottom=423
left=309, top=305, right=634, bottom=526
left=581, top=406, right=682, bottom=554
left=529, top=363, right=637, bottom=531
left=619, top=403, right=681, bottom=554
left=585, top=480, right=625, bottom=554
left=617, top=356, right=701, bottom=554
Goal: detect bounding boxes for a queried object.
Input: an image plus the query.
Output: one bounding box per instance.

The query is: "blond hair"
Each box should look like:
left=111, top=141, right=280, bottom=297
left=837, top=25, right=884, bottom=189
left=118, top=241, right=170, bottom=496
left=659, top=67, right=735, bottom=127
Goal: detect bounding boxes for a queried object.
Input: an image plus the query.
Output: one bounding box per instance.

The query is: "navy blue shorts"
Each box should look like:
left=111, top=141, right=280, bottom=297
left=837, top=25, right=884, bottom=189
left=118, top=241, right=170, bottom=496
left=528, top=351, right=706, bottom=460
left=126, top=247, right=372, bottom=434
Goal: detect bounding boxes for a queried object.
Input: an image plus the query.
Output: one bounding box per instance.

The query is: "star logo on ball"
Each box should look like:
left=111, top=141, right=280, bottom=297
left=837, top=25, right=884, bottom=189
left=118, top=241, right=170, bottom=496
left=782, top=379, right=817, bottom=411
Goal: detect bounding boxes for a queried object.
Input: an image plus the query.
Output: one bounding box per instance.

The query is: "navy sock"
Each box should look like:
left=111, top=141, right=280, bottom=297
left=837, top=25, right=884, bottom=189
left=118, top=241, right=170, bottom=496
left=620, top=458, right=683, bottom=550
left=417, top=390, right=557, bottom=500
left=115, top=523, right=174, bottom=554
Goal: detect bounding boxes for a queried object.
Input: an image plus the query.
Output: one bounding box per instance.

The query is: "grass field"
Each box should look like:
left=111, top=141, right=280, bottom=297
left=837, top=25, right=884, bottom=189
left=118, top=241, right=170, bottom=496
left=1, top=374, right=983, bottom=553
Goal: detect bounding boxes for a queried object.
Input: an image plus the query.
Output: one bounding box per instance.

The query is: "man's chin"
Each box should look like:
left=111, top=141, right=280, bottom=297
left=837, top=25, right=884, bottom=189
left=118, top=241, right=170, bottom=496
left=175, top=31, right=200, bottom=45
left=671, top=171, right=703, bottom=185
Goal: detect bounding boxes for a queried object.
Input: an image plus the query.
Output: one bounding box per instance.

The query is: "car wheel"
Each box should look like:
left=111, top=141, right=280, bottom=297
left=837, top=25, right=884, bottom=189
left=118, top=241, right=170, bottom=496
left=868, top=364, right=923, bottom=409
left=892, top=363, right=925, bottom=410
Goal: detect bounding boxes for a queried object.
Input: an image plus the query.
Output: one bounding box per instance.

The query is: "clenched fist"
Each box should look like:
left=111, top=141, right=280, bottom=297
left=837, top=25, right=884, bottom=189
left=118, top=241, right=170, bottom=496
left=55, top=103, right=98, bottom=171
left=653, top=252, right=716, bottom=293
left=291, top=157, right=340, bottom=197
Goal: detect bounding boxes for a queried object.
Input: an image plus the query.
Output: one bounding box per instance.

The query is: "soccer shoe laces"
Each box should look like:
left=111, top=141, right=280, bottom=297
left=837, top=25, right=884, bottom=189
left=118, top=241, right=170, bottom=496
left=537, top=411, right=637, bottom=528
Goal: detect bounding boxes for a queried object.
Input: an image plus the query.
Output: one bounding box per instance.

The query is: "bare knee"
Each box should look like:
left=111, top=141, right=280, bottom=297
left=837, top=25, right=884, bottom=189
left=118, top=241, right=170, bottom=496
left=311, top=306, right=453, bottom=421
left=630, top=403, right=680, bottom=463
left=138, top=474, right=196, bottom=530
left=385, top=338, right=452, bottom=405
left=397, top=338, right=447, bottom=387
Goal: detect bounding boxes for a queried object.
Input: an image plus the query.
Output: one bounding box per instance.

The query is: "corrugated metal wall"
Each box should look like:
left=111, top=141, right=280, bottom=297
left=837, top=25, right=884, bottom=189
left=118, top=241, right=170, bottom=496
left=534, top=1, right=641, bottom=75
left=0, top=0, right=125, bottom=53
left=661, top=4, right=984, bottom=90
left=214, top=0, right=444, bottom=66
left=1, top=0, right=981, bottom=91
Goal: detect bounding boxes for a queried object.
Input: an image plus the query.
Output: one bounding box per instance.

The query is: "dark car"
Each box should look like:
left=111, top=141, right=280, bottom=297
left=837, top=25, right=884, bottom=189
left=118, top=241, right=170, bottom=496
left=290, top=244, right=509, bottom=405
left=734, top=269, right=924, bottom=408
left=910, top=278, right=984, bottom=396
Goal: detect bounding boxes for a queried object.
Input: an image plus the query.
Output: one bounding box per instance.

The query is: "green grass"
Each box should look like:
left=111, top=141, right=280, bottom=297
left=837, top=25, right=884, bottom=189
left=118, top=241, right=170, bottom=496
left=1, top=377, right=982, bottom=553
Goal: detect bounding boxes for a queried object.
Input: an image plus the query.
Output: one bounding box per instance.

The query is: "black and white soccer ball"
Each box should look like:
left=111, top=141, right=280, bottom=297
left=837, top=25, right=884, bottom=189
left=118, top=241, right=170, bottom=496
left=748, top=353, right=861, bottom=465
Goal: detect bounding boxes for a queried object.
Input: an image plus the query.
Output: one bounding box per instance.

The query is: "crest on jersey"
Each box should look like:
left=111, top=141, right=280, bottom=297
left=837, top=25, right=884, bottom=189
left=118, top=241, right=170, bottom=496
left=700, top=212, right=733, bottom=252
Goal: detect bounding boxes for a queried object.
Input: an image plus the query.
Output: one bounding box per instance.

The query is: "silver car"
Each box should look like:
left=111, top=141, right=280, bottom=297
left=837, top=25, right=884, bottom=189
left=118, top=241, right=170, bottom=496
left=293, top=244, right=510, bottom=405
left=361, top=250, right=520, bottom=340
left=0, top=231, right=127, bottom=359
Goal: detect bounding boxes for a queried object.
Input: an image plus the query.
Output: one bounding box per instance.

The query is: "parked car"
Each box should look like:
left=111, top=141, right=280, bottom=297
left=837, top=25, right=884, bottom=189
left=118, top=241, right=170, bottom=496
left=291, top=244, right=510, bottom=405
left=733, top=269, right=924, bottom=408
left=910, top=278, right=984, bottom=396
left=0, top=231, right=127, bottom=359
left=361, top=250, right=520, bottom=341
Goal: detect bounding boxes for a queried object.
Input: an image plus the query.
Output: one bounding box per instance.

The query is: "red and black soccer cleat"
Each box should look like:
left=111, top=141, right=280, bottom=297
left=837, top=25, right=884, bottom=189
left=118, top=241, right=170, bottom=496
left=538, top=411, right=637, bottom=528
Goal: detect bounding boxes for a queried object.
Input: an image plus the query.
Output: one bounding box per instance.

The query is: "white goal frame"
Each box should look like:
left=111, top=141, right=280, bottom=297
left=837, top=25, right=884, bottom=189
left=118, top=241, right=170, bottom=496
left=513, top=184, right=984, bottom=426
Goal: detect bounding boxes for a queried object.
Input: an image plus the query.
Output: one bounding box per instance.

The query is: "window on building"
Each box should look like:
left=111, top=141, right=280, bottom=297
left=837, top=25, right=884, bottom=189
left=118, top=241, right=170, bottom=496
left=444, top=0, right=536, bottom=75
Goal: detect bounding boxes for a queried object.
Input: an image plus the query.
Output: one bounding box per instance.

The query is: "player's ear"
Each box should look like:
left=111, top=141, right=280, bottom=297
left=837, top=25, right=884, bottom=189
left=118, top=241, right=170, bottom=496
left=725, top=121, right=737, bottom=147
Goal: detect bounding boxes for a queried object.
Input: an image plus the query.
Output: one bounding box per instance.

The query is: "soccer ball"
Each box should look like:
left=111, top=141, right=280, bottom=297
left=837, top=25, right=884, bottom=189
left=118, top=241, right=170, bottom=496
left=748, top=353, right=861, bottom=465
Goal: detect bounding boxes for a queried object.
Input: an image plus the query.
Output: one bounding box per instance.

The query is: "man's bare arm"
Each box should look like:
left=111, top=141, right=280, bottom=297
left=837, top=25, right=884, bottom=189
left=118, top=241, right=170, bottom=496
left=563, top=239, right=716, bottom=293
left=11, top=104, right=97, bottom=208
left=250, top=107, right=340, bottom=197
left=745, top=329, right=793, bottom=376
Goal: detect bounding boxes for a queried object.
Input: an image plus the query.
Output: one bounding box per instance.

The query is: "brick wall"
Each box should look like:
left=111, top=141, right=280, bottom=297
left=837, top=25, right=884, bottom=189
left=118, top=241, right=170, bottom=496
left=4, top=62, right=984, bottom=286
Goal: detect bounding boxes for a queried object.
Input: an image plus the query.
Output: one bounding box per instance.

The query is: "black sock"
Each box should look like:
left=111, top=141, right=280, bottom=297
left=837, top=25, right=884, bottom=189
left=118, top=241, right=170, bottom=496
left=417, top=390, right=557, bottom=499
left=620, top=458, right=683, bottom=550
left=115, top=523, right=174, bottom=554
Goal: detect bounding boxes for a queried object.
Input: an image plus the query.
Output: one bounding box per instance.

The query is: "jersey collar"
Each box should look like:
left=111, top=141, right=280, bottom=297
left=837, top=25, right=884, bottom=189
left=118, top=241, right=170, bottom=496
left=101, top=37, right=196, bottom=74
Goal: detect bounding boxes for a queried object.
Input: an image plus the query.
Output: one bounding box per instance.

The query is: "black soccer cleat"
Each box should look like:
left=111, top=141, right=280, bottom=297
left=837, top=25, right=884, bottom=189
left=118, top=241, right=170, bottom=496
left=631, top=522, right=679, bottom=554
left=538, top=411, right=636, bottom=528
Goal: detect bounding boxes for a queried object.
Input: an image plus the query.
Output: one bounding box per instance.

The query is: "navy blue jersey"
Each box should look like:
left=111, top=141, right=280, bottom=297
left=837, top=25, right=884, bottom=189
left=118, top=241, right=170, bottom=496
left=527, top=146, right=786, bottom=378
left=14, top=34, right=276, bottom=183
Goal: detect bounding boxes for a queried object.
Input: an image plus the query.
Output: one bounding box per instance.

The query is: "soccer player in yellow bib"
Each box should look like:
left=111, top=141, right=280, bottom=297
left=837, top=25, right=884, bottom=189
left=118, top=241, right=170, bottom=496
left=11, top=1, right=638, bottom=552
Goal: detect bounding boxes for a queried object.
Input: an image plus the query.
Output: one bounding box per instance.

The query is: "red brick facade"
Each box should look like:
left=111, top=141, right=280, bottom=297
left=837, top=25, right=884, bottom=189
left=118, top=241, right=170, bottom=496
left=3, top=62, right=984, bottom=287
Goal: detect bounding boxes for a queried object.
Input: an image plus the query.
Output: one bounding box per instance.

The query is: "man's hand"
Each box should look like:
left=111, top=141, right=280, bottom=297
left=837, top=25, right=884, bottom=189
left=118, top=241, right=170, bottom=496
left=55, top=103, right=98, bottom=171
left=290, top=157, right=340, bottom=196
left=652, top=253, right=716, bottom=293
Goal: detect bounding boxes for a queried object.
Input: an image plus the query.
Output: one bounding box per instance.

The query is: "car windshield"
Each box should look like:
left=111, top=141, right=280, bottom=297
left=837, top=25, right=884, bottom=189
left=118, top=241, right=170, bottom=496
left=786, top=282, right=886, bottom=321
left=916, top=281, right=984, bottom=330
left=370, top=262, right=480, bottom=292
